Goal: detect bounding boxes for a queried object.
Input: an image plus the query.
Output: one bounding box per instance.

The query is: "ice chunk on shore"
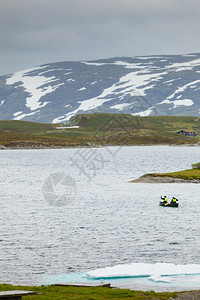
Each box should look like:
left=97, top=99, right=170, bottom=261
left=86, top=263, right=200, bottom=279
left=149, top=275, right=174, bottom=283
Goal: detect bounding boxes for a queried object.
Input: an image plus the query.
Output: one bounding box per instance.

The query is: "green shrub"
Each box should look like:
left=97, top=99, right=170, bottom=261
left=191, top=162, right=200, bottom=169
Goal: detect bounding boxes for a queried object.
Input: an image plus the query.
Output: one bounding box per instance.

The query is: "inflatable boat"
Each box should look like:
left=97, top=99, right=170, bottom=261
left=159, top=201, right=179, bottom=207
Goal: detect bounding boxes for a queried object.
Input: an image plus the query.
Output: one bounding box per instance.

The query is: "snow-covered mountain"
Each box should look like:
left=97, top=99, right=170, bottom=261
left=1, top=53, right=200, bottom=123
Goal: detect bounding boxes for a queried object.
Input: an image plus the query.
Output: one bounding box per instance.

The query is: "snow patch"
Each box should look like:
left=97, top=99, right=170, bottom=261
left=157, top=98, right=194, bottom=108
left=6, top=66, right=62, bottom=111
left=13, top=111, right=23, bottom=117
left=111, top=103, right=131, bottom=111
left=182, top=54, right=197, bottom=57
left=163, top=78, right=181, bottom=84
left=82, top=62, right=108, bottom=66
left=114, top=61, right=147, bottom=69
left=14, top=110, right=40, bottom=120
left=162, top=80, right=200, bottom=103
left=132, top=107, right=154, bottom=116
left=78, top=87, right=86, bottom=91
left=173, top=99, right=194, bottom=108
left=166, top=58, right=200, bottom=72
left=157, top=99, right=171, bottom=105
left=136, top=56, right=164, bottom=60
left=52, top=70, right=166, bottom=122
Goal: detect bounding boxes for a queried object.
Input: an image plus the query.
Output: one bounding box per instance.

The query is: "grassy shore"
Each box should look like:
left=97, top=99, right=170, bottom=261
left=0, top=114, right=200, bottom=148
left=150, top=169, right=200, bottom=181
left=0, top=284, right=180, bottom=299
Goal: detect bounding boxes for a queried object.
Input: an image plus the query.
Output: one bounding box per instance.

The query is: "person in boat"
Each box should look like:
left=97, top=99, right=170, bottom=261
left=161, top=196, right=168, bottom=203
left=171, top=197, right=178, bottom=204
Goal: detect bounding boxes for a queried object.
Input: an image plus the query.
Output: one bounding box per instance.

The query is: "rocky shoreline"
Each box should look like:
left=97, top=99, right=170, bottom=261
left=131, top=174, right=200, bottom=183
left=1, top=142, right=200, bottom=151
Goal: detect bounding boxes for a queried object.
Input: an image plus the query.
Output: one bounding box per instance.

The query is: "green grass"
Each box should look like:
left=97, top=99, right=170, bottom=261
left=0, top=284, right=179, bottom=299
left=0, top=114, right=200, bottom=148
left=0, top=120, right=55, bottom=134
left=151, top=169, right=200, bottom=180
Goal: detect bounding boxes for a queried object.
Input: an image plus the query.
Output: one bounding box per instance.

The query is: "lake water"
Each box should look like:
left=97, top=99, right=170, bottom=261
left=0, top=146, right=200, bottom=291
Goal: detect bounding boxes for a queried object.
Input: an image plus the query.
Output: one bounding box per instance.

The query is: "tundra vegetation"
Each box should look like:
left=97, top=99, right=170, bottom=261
left=135, top=162, right=200, bottom=182
left=0, top=283, right=180, bottom=300
left=0, top=114, right=200, bottom=148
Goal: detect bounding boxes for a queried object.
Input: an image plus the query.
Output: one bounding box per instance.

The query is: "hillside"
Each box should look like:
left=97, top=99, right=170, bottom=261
left=1, top=54, right=200, bottom=123
left=0, top=114, right=200, bottom=148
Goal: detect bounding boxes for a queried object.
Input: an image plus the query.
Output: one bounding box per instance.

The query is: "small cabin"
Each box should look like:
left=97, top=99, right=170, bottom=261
left=177, top=130, right=197, bottom=137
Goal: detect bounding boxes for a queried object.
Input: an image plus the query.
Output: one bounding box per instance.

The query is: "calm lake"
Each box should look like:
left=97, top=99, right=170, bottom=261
left=0, top=146, right=200, bottom=290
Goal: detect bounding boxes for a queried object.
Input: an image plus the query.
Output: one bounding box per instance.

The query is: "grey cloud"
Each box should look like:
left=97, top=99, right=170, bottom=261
left=0, top=0, right=200, bottom=75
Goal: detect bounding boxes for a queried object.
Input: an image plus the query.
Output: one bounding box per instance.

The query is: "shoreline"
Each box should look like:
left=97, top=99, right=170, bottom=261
left=131, top=174, right=200, bottom=183
left=1, top=143, right=200, bottom=150
left=0, top=283, right=200, bottom=299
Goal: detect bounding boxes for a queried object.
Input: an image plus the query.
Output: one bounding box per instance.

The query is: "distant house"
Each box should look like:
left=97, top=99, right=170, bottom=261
left=177, top=130, right=197, bottom=137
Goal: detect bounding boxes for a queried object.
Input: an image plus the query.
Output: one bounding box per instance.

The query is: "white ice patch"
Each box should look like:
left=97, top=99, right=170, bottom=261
left=86, top=263, right=200, bottom=280
left=6, top=66, right=62, bottom=111
left=149, top=275, right=174, bottom=283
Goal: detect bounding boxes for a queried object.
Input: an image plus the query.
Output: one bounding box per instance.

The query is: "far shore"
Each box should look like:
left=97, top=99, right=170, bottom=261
left=1, top=143, right=200, bottom=151
left=131, top=174, right=200, bottom=183
left=131, top=169, right=200, bottom=183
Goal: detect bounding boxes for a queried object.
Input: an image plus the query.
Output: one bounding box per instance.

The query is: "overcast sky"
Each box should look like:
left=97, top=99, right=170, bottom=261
left=1, top=0, right=200, bottom=76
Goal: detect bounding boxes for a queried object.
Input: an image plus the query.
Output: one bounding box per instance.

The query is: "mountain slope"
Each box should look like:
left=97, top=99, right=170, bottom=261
left=1, top=53, right=200, bottom=123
